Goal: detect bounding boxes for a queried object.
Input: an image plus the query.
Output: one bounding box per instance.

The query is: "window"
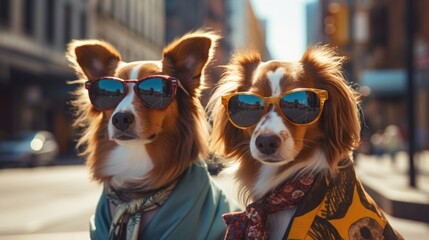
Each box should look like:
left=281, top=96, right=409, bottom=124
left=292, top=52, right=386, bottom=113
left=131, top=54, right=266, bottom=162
left=111, top=0, right=116, bottom=18
left=126, top=0, right=132, bottom=27
left=370, top=4, right=388, bottom=48
left=0, top=0, right=10, bottom=26
left=97, top=0, right=104, bottom=14
left=45, top=0, right=55, bottom=44
left=64, top=4, right=72, bottom=46
left=23, top=0, right=34, bottom=35
left=80, top=11, right=87, bottom=38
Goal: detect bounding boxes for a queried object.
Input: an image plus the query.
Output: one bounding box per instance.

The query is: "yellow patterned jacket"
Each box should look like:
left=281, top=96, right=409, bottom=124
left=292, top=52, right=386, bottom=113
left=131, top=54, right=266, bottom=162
left=284, top=160, right=403, bottom=240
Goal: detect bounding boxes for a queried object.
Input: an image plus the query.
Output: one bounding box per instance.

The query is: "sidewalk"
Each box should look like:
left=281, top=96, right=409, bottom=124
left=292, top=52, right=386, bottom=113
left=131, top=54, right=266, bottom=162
left=354, top=151, right=429, bottom=223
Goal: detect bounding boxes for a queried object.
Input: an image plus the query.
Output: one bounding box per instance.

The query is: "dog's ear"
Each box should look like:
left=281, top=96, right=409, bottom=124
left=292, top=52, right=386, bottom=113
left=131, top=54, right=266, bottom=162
left=162, top=32, right=219, bottom=96
left=208, top=51, right=261, bottom=160
left=67, top=40, right=121, bottom=81
left=228, top=50, right=261, bottom=90
left=301, top=45, right=361, bottom=169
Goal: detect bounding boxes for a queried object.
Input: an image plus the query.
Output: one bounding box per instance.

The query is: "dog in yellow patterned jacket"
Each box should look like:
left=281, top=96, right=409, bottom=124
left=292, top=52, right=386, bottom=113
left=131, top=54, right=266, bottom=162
left=208, top=45, right=403, bottom=239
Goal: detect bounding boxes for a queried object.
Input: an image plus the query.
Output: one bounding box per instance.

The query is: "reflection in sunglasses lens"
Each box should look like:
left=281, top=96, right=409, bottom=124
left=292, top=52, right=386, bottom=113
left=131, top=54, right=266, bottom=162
left=280, top=91, right=320, bottom=124
left=91, top=79, right=125, bottom=110
left=137, top=78, right=173, bottom=109
left=228, top=94, right=264, bottom=127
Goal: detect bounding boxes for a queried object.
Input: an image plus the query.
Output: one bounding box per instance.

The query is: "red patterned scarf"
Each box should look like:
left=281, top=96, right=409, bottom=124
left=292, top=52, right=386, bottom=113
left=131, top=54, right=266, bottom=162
left=223, top=174, right=315, bottom=240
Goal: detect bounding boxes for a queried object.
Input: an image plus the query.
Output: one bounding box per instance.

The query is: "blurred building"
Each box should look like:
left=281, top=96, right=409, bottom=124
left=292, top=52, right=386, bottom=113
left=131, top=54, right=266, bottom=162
left=0, top=0, right=165, bottom=155
left=315, top=0, right=429, bottom=150
left=165, top=0, right=270, bottom=105
left=0, top=0, right=80, bottom=155
left=0, top=0, right=269, bottom=155
left=165, top=0, right=231, bottom=106
left=306, top=0, right=323, bottom=46
left=95, top=0, right=164, bottom=61
left=228, top=0, right=270, bottom=61
left=165, top=0, right=270, bottom=62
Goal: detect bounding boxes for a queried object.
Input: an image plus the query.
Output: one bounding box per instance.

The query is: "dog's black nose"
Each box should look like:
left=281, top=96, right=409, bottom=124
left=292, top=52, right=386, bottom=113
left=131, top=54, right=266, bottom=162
left=255, top=135, right=281, bottom=155
left=112, top=112, right=135, bottom=130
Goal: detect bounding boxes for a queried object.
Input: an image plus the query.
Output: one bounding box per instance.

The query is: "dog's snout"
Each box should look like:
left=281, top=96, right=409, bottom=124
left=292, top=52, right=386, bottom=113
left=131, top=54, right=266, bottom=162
left=255, top=135, right=281, bottom=155
left=112, top=112, right=135, bottom=130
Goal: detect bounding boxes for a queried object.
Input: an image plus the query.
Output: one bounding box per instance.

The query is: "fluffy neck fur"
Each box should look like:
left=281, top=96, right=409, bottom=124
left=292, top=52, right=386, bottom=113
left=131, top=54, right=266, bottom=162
left=231, top=148, right=330, bottom=206
left=102, top=141, right=154, bottom=189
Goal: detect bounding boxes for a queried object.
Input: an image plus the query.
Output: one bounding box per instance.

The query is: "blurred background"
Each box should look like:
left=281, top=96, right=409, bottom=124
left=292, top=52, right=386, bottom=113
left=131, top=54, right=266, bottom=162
left=0, top=0, right=428, bottom=239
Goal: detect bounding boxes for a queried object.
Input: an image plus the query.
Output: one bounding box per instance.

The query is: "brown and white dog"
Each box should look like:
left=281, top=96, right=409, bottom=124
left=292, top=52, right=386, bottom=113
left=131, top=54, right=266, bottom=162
left=67, top=32, right=235, bottom=240
left=208, top=46, right=402, bottom=239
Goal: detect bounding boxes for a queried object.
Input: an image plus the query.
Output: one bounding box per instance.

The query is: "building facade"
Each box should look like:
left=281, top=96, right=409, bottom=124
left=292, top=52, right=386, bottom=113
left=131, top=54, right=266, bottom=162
left=164, top=0, right=270, bottom=105
left=95, top=0, right=164, bottom=61
left=0, top=0, right=165, bottom=155
left=316, top=0, right=429, bottom=150
left=0, top=0, right=269, bottom=155
left=227, top=0, right=270, bottom=61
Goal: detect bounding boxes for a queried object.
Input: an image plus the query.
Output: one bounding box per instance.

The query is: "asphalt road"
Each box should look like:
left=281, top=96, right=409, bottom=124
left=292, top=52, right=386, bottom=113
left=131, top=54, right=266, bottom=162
left=0, top=164, right=101, bottom=240
left=0, top=163, right=428, bottom=239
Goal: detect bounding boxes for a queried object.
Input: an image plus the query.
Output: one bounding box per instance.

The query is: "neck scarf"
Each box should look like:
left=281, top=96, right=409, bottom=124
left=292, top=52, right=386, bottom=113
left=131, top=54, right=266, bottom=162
left=223, top=174, right=315, bottom=240
left=106, top=181, right=178, bottom=240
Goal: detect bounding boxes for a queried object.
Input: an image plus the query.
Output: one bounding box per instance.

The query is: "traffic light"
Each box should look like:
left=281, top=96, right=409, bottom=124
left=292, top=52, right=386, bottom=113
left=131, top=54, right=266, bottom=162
left=324, top=2, right=349, bottom=46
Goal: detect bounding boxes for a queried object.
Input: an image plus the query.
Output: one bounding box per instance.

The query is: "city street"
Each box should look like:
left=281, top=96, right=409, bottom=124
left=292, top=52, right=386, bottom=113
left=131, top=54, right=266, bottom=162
left=0, top=162, right=428, bottom=239
left=1, top=0, right=429, bottom=239
left=0, top=164, right=101, bottom=240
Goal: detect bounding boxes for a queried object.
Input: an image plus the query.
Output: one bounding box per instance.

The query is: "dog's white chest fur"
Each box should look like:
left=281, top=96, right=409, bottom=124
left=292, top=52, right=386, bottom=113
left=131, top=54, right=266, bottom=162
left=102, top=141, right=154, bottom=188
left=254, top=166, right=297, bottom=239
left=268, top=208, right=296, bottom=240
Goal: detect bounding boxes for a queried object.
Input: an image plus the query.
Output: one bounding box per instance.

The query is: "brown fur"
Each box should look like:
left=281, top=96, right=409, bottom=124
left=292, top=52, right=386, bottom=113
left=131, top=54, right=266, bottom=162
left=207, top=45, right=361, bottom=203
left=300, top=46, right=361, bottom=168
left=67, top=32, right=219, bottom=190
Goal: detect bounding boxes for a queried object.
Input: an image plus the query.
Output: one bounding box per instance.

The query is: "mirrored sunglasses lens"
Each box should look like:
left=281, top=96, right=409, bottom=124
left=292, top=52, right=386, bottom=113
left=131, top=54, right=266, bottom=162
left=91, top=79, right=125, bottom=110
left=280, top=91, right=321, bottom=124
left=137, top=78, right=173, bottom=109
left=228, top=94, right=264, bottom=127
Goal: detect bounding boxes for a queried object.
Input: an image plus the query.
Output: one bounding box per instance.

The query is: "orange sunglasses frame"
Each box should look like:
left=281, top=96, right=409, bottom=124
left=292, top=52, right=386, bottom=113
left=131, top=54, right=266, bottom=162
left=221, top=88, right=329, bottom=129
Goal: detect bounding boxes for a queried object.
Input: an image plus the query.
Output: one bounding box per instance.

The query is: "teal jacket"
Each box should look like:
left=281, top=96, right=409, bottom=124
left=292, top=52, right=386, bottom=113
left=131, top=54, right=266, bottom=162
left=90, top=164, right=237, bottom=240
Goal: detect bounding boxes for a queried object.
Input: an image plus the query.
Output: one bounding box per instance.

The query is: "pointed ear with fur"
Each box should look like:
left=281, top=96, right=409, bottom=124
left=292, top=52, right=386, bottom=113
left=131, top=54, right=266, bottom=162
left=162, top=32, right=219, bottom=96
left=208, top=51, right=261, bottom=159
left=301, top=45, right=361, bottom=168
left=229, top=50, right=262, bottom=90
left=66, top=40, right=121, bottom=81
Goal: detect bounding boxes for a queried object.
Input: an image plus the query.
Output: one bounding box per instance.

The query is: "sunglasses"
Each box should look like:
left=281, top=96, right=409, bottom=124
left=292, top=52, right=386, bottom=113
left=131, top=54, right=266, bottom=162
left=222, top=88, right=328, bottom=129
left=85, top=75, right=189, bottom=111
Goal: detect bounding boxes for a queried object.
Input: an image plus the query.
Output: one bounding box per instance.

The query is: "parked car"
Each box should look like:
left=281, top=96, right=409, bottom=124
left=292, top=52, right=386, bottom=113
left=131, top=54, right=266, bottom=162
left=0, top=131, right=59, bottom=167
